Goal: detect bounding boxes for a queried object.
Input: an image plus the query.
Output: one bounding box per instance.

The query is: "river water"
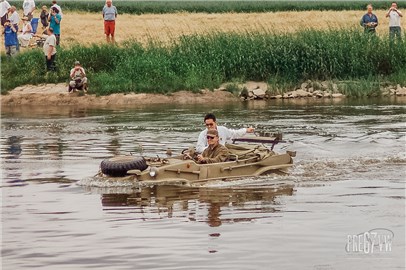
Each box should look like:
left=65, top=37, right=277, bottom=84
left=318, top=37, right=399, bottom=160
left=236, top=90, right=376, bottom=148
left=1, top=98, right=405, bottom=270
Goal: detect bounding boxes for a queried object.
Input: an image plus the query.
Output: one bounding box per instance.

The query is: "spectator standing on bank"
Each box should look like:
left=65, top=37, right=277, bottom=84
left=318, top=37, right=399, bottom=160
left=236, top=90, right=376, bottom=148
left=40, top=5, right=48, bottom=29
left=8, top=5, right=18, bottom=29
left=22, top=0, right=35, bottom=21
left=386, top=2, right=403, bottom=40
left=51, top=0, right=62, bottom=18
left=102, top=0, right=117, bottom=43
left=49, top=6, right=61, bottom=45
left=4, top=19, right=18, bottom=57
left=43, top=27, right=57, bottom=71
left=0, top=0, right=11, bottom=26
left=360, top=4, right=378, bottom=34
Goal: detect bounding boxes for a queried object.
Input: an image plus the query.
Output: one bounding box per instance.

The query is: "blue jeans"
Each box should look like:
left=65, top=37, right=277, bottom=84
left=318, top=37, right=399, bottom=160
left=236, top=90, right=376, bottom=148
left=389, top=26, right=402, bottom=40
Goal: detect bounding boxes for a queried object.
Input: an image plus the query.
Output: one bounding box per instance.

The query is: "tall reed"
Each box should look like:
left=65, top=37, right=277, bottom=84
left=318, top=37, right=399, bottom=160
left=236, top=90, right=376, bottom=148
left=2, top=29, right=405, bottom=96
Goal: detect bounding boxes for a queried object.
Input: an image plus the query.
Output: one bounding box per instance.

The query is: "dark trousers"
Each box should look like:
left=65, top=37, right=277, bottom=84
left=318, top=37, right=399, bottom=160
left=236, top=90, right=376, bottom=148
left=55, top=34, right=60, bottom=46
left=46, top=54, right=57, bottom=71
left=389, top=26, right=402, bottom=41
left=1, top=13, right=7, bottom=26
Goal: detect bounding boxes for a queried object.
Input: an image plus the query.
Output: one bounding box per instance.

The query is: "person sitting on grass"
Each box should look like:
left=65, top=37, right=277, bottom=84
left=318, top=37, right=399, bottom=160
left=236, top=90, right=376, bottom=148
left=17, top=16, right=33, bottom=47
left=197, top=129, right=230, bottom=164
left=69, top=61, right=88, bottom=93
left=3, top=19, right=18, bottom=57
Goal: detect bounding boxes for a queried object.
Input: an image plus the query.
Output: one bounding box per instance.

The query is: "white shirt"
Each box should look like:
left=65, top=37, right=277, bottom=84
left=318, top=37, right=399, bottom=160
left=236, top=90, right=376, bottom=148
left=23, top=0, right=35, bottom=15
left=70, top=67, right=86, bottom=79
left=196, top=126, right=247, bottom=153
left=9, top=10, right=19, bottom=25
left=51, top=3, right=62, bottom=18
left=388, top=10, right=402, bottom=27
left=0, top=0, right=11, bottom=17
left=43, top=34, right=56, bottom=56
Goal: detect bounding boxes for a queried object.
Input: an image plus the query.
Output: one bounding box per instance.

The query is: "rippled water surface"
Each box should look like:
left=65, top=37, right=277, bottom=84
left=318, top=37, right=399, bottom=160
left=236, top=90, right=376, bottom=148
left=1, top=98, right=405, bottom=270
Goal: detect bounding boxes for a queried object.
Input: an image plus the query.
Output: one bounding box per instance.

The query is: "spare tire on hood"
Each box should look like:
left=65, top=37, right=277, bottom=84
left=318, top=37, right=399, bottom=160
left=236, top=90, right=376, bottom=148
left=100, top=156, right=148, bottom=177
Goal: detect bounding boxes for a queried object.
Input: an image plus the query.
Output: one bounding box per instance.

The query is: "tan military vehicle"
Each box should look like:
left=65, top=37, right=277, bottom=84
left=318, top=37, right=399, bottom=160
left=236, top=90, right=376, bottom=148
left=98, top=134, right=295, bottom=185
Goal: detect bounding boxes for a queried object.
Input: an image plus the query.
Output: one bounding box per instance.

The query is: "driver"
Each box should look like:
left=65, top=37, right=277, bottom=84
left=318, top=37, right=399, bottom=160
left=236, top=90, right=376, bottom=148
left=197, top=129, right=229, bottom=164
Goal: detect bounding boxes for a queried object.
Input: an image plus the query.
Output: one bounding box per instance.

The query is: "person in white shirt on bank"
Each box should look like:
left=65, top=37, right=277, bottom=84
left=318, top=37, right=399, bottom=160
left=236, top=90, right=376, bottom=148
left=386, top=2, right=403, bottom=40
left=22, top=0, right=35, bottom=21
left=196, top=113, right=255, bottom=153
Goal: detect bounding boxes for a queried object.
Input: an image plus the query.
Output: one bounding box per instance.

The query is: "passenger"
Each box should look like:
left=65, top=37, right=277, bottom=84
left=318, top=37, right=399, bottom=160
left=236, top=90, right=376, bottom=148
left=360, top=4, right=378, bottom=34
left=68, top=61, right=88, bottom=92
left=196, top=113, right=254, bottom=153
left=197, top=129, right=230, bottom=164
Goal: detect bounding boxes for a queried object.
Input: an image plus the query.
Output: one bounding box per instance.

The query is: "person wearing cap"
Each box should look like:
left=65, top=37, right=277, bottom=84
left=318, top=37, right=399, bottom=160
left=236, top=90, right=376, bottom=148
left=69, top=61, right=88, bottom=92
left=43, top=27, right=57, bottom=71
left=3, top=19, right=18, bottom=57
left=196, top=113, right=255, bottom=153
left=197, top=129, right=230, bottom=164
left=17, top=16, right=33, bottom=47
left=102, top=0, right=117, bottom=43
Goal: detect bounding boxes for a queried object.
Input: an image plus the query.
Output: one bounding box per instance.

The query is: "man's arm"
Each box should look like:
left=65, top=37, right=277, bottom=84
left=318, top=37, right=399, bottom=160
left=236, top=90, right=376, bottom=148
left=196, top=130, right=207, bottom=153
left=47, top=45, right=53, bottom=60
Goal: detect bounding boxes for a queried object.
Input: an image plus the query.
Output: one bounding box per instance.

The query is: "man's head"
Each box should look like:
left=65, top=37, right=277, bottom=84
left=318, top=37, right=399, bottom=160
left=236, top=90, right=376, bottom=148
left=367, top=4, right=373, bottom=13
left=10, top=6, right=16, bottom=12
left=106, top=0, right=112, bottom=7
left=74, top=61, right=81, bottom=67
left=391, top=2, right=398, bottom=9
left=204, top=113, right=217, bottom=130
left=47, top=27, right=54, bottom=35
left=4, top=19, right=10, bottom=26
left=206, top=129, right=219, bottom=146
left=51, top=7, right=59, bottom=14
left=52, top=0, right=57, bottom=4
left=42, top=5, right=47, bottom=11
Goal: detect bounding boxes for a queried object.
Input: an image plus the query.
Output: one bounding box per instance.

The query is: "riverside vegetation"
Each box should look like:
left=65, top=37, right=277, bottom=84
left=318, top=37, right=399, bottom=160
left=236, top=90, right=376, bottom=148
left=2, top=30, right=406, bottom=97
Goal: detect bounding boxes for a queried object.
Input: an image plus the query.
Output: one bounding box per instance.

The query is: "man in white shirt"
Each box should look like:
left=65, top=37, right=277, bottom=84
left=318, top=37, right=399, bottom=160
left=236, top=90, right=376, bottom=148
left=386, top=2, right=403, bottom=40
left=196, top=113, right=255, bottom=153
left=43, top=27, right=57, bottom=71
left=0, top=0, right=11, bottom=26
left=22, top=0, right=35, bottom=21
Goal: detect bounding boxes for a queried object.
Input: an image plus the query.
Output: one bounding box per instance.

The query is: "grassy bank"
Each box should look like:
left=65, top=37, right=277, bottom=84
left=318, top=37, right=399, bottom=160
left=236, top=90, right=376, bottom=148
left=8, top=1, right=406, bottom=14
left=2, top=30, right=406, bottom=97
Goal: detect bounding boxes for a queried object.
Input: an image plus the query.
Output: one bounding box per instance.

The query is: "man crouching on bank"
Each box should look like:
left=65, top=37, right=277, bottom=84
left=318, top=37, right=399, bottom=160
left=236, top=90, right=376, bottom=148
left=197, top=129, right=229, bottom=164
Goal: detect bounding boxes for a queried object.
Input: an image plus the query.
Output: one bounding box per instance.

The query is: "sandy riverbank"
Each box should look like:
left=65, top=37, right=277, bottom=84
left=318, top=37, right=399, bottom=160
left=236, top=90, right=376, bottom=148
left=0, top=83, right=239, bottom=107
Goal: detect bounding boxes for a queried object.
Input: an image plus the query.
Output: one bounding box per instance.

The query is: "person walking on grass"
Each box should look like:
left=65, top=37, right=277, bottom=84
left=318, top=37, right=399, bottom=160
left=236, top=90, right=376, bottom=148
left=360, top=4, right=378, bottom=34
left=102, top=0, right=117, bottom=43
left=386, top=2, right=403, bottom=40
left=49, top=6, right=61, bottom=45
left=43, top=27, right=57, bottom=71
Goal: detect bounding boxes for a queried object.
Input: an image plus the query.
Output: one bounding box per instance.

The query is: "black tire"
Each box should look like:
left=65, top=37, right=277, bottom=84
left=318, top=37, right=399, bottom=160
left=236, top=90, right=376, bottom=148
left=100, top=156, right=148, bottom=177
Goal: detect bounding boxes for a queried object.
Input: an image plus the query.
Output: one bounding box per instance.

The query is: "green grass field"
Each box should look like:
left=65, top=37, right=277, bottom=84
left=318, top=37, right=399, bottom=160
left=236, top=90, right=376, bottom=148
left=2, top=30, right=405, bottom=97
left=8, top=1, right=406, bottom=14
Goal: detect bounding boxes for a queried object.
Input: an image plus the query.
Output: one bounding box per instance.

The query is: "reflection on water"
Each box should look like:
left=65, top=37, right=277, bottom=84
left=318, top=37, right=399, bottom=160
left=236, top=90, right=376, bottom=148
left=99, top=185, right=294, bottom=227
left=1, top=98, right=405, bottom=270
